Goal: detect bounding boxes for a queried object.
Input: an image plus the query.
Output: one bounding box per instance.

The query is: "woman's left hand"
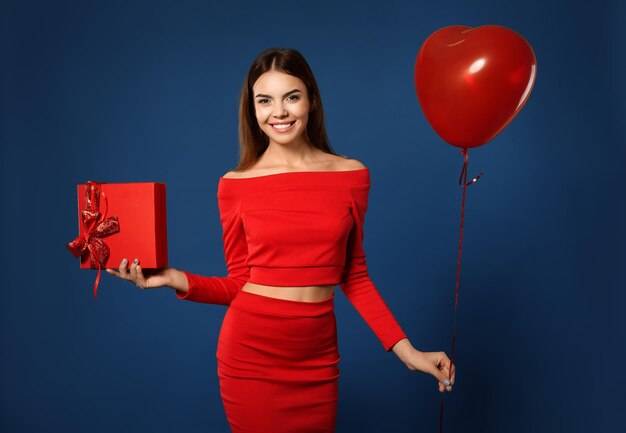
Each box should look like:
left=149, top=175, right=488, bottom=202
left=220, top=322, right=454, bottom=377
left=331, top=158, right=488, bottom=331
left=400, top=347, right=456, bottom=393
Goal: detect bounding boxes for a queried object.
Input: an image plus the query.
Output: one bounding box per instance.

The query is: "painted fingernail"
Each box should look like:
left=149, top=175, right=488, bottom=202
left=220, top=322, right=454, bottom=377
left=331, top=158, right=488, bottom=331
left=122, top=259, right=127, bottom=264
left=444, top=379, right=451, bottom=386
left=133, top=258, right=138, bottom=264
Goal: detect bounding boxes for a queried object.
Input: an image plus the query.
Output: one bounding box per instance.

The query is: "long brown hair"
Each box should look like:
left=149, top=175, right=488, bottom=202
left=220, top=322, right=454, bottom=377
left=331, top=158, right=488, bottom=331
left=234, top=48, right=338, bottom=171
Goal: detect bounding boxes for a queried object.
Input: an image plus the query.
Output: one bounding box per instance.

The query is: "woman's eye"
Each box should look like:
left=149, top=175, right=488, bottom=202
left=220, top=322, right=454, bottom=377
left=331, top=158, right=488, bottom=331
left=287, top=95, right=300, bottom=101
left=258, top=99, right=269, bottom=104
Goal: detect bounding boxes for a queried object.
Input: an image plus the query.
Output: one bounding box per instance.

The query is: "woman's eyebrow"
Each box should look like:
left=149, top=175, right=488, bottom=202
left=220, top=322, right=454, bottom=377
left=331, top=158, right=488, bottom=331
left=255, top=89, right=302, bottom=99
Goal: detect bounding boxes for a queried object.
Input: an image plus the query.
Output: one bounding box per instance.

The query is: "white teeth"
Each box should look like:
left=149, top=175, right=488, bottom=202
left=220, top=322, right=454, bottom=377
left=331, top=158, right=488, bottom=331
left=272, top=122, right=293, bottom=129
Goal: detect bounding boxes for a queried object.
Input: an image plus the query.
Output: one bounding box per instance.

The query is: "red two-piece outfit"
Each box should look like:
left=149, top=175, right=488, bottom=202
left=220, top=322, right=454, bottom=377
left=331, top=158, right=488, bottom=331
left=176, top=167, right=407, bottom=433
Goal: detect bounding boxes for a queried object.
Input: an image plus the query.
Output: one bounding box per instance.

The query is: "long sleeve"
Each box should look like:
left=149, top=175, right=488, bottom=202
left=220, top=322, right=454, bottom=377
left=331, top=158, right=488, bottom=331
left=340, top=183, right=408, bottom=352
left=176, top=192, right=249, bottom=306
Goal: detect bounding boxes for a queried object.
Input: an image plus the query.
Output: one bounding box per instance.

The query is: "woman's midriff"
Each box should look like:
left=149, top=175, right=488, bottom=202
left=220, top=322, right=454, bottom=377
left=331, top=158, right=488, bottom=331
left=242, top=282, right=336, bottom=303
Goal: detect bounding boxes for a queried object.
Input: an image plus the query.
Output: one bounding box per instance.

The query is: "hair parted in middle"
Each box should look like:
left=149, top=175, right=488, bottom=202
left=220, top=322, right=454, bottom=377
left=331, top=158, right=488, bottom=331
left=235, top=47, right=338, bottom=171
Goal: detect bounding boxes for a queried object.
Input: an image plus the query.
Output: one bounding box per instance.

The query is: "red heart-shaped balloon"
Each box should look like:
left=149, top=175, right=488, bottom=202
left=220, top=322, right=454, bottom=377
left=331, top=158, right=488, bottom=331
left=415, top=25, right=537, bottom=148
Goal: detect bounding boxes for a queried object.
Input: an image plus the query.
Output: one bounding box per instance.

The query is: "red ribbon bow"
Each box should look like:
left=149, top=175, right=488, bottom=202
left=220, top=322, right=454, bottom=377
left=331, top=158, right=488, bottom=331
left=66, top=181, right=120, bottom=298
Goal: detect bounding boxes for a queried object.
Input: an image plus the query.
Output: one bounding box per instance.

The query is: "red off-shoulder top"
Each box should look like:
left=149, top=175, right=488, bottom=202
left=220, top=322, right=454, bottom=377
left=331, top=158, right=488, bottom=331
left=176, top=167, right=407, bottom=352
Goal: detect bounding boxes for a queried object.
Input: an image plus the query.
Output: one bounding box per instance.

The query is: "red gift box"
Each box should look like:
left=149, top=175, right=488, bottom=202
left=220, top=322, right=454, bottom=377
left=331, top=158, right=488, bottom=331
left=67, top=181, right=168, bottom=297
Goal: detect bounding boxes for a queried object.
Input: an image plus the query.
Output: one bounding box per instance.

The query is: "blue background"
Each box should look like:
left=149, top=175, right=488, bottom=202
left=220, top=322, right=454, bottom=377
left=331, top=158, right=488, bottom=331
left=2, top=0, right=624, bottom=432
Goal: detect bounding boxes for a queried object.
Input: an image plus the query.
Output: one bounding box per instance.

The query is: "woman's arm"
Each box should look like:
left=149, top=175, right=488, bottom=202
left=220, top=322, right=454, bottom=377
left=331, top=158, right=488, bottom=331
left=392, top=337, right=456, bottom=393
left=106, top=261, right=182, bottom=291
left=106, top=260, right=246, bottom=306
left=163, top=267, right=189, bottom=294
left=106, top=262, right=189, bottom=293
left=106, top=182, right=249, bottom=306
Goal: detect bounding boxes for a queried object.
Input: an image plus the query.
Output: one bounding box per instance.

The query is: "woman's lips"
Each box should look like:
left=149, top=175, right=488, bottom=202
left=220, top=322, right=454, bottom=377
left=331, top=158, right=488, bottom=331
left=270, top=121, right=295, bottom=133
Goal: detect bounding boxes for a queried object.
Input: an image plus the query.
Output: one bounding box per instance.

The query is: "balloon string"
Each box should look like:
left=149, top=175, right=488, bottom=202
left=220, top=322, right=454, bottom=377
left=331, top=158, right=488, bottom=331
left=439, top=148, right=483, bottom=433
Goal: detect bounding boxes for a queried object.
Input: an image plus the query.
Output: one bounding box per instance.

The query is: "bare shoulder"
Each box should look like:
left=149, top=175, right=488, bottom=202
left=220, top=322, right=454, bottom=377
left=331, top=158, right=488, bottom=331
left=222, top=170, right=245, bottom=179
left=337, top=155, right=367, bottom=170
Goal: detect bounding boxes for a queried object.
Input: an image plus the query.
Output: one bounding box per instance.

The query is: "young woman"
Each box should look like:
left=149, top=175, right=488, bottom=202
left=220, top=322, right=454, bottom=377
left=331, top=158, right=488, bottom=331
left=107, top=47, right=455, bottom=433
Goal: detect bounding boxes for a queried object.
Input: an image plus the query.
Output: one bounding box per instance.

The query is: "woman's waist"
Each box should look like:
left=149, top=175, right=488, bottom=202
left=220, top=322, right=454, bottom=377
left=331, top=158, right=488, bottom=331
left=242, top=281, right=336, bottom=303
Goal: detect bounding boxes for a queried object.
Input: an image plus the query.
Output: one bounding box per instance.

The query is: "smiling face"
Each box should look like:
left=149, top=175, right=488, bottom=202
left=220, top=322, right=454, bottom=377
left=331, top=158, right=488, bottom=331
left=252, top=70, right=313, bottom=147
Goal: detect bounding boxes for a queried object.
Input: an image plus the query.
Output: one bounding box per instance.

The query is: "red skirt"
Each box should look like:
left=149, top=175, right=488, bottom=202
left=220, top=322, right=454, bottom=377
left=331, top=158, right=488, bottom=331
left=217, top=290, right=340, bottom=433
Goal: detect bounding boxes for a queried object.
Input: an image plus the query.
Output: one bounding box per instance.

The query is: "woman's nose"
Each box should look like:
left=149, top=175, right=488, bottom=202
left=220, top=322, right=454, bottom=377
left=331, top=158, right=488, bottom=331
left=272, top=102, right=287, bottom=117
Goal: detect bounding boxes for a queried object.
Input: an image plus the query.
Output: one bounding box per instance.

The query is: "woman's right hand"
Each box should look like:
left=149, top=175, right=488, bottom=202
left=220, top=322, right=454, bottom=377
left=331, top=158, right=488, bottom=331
left=106, top=258, right=172, bottom=289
